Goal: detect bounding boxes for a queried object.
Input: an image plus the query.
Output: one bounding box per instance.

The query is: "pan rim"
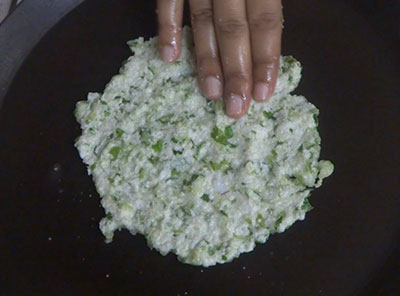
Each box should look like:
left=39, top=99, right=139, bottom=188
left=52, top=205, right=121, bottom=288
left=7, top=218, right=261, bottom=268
left=0, top=0, right=84, bottom=105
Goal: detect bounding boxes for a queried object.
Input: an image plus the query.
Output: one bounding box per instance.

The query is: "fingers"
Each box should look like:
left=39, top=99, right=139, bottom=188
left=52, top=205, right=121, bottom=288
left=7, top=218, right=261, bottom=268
left=157, top=0, right=185, bottom=62
left=189, top=0, right=223, bottom=99
left=213, top=0, right=252, bottom=118
left=247, top=0, right=282, bottom=101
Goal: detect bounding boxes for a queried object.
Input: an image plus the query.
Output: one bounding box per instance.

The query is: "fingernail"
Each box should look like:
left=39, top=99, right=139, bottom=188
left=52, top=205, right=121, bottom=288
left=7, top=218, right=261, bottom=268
left=253, top=82, right=269, bottom=101
left=161, top=45, right=175, bottom=62
left=203, top=76, right=222, bottom=99
left=226, top=94, right=243, bottom=117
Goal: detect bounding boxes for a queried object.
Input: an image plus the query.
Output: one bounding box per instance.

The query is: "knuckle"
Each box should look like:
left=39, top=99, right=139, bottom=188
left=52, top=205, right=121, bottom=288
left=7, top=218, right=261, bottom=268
left=256, top=59, right=279, bottom=69
left=226, top=71, right=251, bottom=83
left=217, top=19, right=248, bottom=36
left=191, top=8, right=213, bottom=25
left=249, top=12, right=282, bottom=31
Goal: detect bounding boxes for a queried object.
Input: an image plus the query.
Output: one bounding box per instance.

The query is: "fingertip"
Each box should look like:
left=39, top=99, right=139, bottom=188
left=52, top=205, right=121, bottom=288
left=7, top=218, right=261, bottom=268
left=201, top=76, right=223, bottom=99
left=225, top=93, right=250, bottom=119
left=252, top=61, right=279, bottom=101
left=253, top=82, right=269, bottom=101
left=160, top=45, right=177, bottom=62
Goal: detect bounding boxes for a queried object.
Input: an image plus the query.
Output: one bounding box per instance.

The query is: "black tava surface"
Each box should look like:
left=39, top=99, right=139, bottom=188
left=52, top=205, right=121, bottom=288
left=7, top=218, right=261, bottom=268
left=0, top=0, right=399, bottom=295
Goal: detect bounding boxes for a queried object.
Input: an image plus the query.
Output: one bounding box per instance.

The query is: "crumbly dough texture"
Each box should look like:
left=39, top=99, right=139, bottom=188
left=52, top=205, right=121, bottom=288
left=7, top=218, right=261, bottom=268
left=75, top=27, right=333, bottom=267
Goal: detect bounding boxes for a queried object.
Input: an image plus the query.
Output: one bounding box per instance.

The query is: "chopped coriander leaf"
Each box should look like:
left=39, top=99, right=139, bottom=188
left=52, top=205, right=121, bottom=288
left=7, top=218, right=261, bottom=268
left=152, top=140, right=163, bottom=153
left=183, top=174, right=199, bottom=186
left=109, top=146, right=121, bottom=161
left=172, top=149, right=183, bottom=155
left=301, top=197, right=313, bottom=211
left=228, top=143, right=238, bottom=148
left=211, top=127, right=227, bottom=145
left=171, top=168, right=180, bottom=178
left=116, top=128, right=124, bottom=138
left=211, top=126, right=235, bottom=146
left=267, top=149, right=278, bottom=169
left=158, top=114, right=174, bottom=124
left=138, top=167, right=145, bottom=179
left=256, top=214, right=266, bottom=228
left=224, top=126, right=233, bottom=138
left=220, top=210, right=228, bottom=217
left=148, top=156, right=159, bottom=164
left=210, top=159, right=230, bottom=171
left=201, top=194, right=210, bottom=202
left=313, top=113, right=319, bottom=125
left=275, top=215, right=284, bottom=229
left=139, top=128, right=152, bottom=146
left=263, top=111, right=275, bottom=119
left=148, top=66, right=155, bottom=75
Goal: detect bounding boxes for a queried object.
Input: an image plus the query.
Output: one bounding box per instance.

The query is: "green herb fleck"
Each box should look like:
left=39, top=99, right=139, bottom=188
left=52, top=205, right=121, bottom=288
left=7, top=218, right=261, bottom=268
left=275, top=215, right=284, bottom=229
left=313, top=113, right=319, bottom=125
left=170, top=168, right=180, bottom=179
left=157, top=114, right=174, bottom=124
left=173, top=149, right=183, bottom=155
left=211, top=126, right=235, bottom=146
left=267, top=149, right=278, bottom=169
left=263, top=111, right=275, bottom=120
left=152, top=140, right=163, bottom=153
left=171, top=137, right=178, bottom=144
left=116, top=128, right=124, bottom=138
left=222, top=255, right=227, bottom=261
left=109, top=146, right=121, bottom=161
left=138, top=168, right=145, bottom=179
left=210, top=159, right=230, bottom=171
left=224, top=126, right=233, bottom=138
left=256, top=213, right=266, bottom=228
left=200, top=194, right=210, bottom=202
left=220, top=210, right=228, bottom=217
left=183, top=174, right=199, bottom=186
left=211, top=127, right=226, bottom=145
left=139, top=128, right=151, bottom=146
left=301, top=197, right=314, bottom=211
left=148, top=156, right=159, bottom=164
left=148, top=66, right=155, bottom=75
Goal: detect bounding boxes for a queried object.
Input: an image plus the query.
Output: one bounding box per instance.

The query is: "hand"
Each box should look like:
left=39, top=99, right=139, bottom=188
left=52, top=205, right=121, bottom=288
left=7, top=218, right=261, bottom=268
left=157, top=0, right=283, bottom=118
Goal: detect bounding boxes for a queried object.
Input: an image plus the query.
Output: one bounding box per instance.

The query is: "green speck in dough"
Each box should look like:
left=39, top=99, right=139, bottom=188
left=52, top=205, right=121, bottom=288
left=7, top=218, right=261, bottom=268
left=200, top=194, right=210, bottom=202
left=152, top=140, right=163, bottom=153
left=109, top=146, right=121, bottom=161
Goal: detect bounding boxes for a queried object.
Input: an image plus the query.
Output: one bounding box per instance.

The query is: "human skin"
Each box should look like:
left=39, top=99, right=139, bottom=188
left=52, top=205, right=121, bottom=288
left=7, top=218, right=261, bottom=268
left=157, top=0, right=283, bottom=118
